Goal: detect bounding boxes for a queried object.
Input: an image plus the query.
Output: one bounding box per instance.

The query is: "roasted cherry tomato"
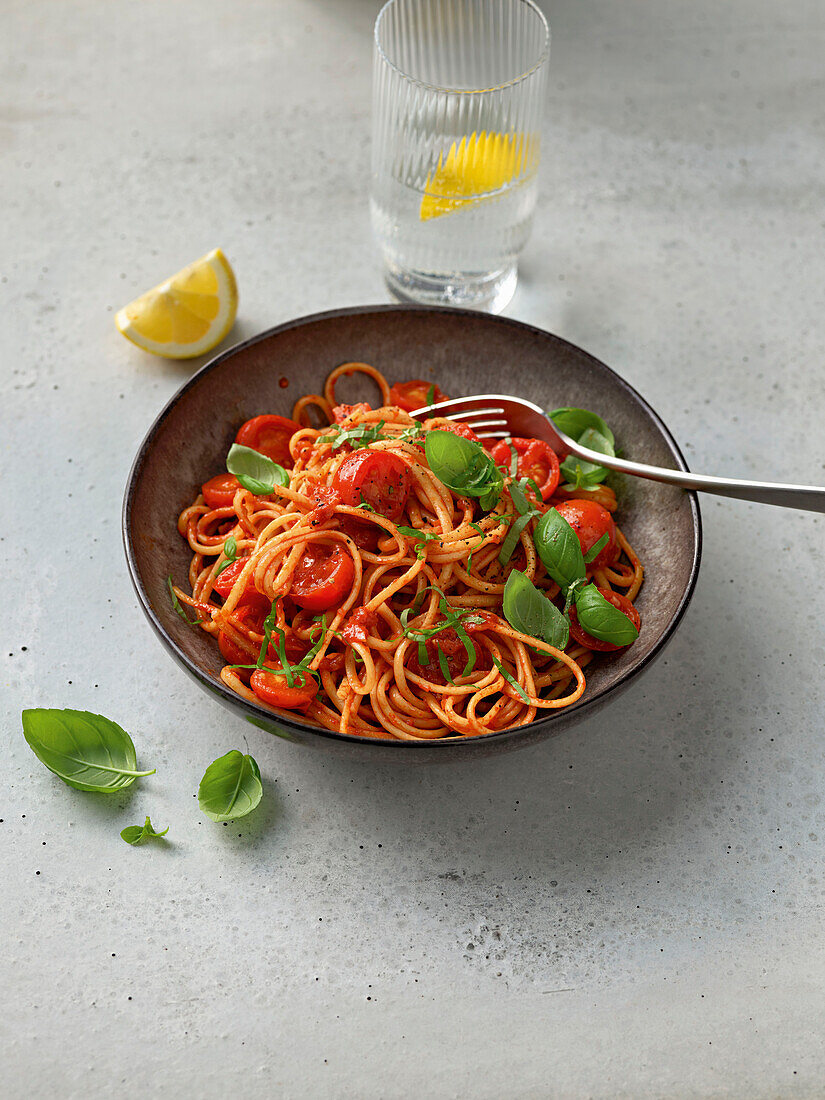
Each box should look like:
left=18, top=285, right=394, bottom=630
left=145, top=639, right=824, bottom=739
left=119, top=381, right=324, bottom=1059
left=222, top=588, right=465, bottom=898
left=250, top=667, right=318, bottom=709
left=553, top=499, right=619, bottom=569
left=218, top=601, right=267, bottom=666
left=212, top=558, right=269, bottom=612
left=388, top=379, right=448, bottom=413
left=333, top=403, right=372, bottom=424
left=340, top=517, right=381, bottom=552
left=332, top=450, right=410, bottom=521
left=491, top=437, right=560, bottom=501
left=202, top=473, right=241, bottom=509
left=569, top=589, right=641, bottom=652
left=290, top=544, right=355, bottom=612
left=235, top=414, right=302, bottom=467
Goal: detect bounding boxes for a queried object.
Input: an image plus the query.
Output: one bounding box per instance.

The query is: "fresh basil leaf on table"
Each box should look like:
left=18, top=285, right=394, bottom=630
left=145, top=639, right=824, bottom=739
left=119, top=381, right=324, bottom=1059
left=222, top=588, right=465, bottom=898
left=574, top=584, right=639, bottom=645
left=197, top=750, right=263, bottom=822
left=533, top=508, right=587, bottom=590
left=121, top=816, right=169, bottom=846
left=226, top=443, right=289, bottom=495
left=503, top=570, right=569, bottom=650
left=21, top=709, right=155, bottom=792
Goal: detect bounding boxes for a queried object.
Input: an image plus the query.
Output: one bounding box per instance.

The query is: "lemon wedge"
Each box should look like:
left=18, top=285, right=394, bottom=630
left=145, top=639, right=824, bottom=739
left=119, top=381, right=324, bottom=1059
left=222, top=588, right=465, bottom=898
left=115, top=248, right=238, bottom=359
left=420, top=131, right=533, bottom=221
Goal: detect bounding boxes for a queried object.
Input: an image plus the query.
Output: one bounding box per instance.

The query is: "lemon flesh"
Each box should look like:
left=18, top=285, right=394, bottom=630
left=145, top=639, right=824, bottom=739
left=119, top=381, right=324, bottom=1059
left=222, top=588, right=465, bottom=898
left=115, top=248, right=238, bottom=359
left=420, top=131, right=534, bottom=222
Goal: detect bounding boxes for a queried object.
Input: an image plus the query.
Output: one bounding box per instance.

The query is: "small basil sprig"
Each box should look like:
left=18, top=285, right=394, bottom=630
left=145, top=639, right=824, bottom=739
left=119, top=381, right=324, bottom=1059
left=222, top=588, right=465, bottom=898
left=215, top=535, right=238, bottom=577
left=498, top=480, right=542, bottom=565
left=551, top=408, right=616, bottom=491
left=503, top=571, right=569, bottom=650
left=226, top=443, right=289, bottom=495
left=198, top=750, right=263, bottom=822
left=22, top=709, right=155, bottom=792
left=424, top=430, right=503, bottom=511
left=574, top=584, right=639, bottom=645
left=121, top=816, right=169, bottom=846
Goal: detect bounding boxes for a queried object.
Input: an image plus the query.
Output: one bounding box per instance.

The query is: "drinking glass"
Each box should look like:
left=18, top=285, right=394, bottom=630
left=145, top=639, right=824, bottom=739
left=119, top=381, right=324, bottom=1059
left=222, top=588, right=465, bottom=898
left=371, top=0, right=550, bottom=314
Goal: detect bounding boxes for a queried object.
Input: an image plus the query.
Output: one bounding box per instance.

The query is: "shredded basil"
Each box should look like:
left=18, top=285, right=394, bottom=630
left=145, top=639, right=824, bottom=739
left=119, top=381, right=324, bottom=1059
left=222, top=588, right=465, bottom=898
left=491, top=656, right=531, bottom=703
left=583, top=532, right=609, bottom=564
left=329, top=420, right=387, bottom=451
left=167, top=575, right=205, bottom=626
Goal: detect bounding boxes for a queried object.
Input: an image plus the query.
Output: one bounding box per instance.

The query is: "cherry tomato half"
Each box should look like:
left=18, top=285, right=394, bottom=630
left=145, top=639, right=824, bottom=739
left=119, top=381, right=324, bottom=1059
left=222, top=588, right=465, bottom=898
left=569, top=589, right=641, bottom=652
left=202, top=473, right=241, bottom=509
left=388, top=379, right=448, bottom=413
left=235, top=415, right=302, bottom=467
left=290, top=544, right=355, bottom=612
left=250, top=667, right=319, bottom=709
left=332, top=450, right=410, bottom=521
left=491, top=437, right=561, bottom=501
left=553, top=499, right=619, bottom=569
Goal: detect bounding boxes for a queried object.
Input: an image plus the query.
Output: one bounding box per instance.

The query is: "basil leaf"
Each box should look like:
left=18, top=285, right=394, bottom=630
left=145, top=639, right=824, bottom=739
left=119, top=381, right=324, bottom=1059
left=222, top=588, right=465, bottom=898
left=121, top=816, right=169, bottom=846
left=583, top=532, right=609, bottom=564
left=21, top=709, right=155, bottom=792
left=197, top=750, right=263, bottom=822
left=226, top=443, right=289, bottom=495
left=549, top=408, right=615, bottom=448
left=426, top=384, right=436, bottom=406
left=503, top=571, right=569, bottom=650
left=215, top=535, right=238, bottom=577
left=533, top=509, right=586, bottom=590
left=574, top=584, right=639, bottom=645
left=424, top=430, right=502, bottom=511
left=497, top=511, right=535, bottom=565
left=491, top=656, right=531, bottom=703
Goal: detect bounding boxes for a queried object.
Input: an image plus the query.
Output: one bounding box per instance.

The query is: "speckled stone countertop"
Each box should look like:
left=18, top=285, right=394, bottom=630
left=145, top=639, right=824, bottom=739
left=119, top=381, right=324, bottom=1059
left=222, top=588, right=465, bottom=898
left=3, top=1, right=825, bottom=1097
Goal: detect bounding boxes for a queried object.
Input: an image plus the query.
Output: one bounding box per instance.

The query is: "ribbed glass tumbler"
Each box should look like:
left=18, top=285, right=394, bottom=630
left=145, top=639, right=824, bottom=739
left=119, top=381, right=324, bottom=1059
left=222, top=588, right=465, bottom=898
left=371, top=0, right=549, bottom=313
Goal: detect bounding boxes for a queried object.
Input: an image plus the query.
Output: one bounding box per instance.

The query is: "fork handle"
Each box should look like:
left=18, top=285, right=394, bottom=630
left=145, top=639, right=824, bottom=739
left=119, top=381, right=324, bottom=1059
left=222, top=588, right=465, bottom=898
left=567, top=443, right=825, bottom=513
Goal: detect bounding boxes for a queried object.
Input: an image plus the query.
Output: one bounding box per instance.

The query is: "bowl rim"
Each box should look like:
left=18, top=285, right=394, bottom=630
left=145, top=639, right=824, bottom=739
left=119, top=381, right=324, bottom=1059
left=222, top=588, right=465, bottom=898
left=122, top=303, right=702, bottom=752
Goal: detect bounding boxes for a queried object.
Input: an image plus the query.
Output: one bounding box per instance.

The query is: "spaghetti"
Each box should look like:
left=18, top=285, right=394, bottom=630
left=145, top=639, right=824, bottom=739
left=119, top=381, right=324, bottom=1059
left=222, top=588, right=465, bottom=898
left=172, top=364, right=644, bottom=740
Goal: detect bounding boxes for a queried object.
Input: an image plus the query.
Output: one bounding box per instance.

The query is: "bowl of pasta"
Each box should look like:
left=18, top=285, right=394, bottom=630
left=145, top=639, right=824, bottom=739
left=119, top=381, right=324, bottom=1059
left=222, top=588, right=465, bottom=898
left=123, top=305, right=701, bottom=762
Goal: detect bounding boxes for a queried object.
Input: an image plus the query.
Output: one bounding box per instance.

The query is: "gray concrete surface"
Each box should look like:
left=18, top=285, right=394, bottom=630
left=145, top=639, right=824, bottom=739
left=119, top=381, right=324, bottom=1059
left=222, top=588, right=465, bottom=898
left=3, top=1, right=825, bottom=1096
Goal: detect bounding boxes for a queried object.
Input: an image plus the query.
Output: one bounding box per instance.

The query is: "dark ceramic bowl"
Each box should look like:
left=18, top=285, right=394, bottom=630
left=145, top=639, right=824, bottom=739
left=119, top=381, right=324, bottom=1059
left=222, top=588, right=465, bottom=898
left=123, top=305, right=701, bottom=762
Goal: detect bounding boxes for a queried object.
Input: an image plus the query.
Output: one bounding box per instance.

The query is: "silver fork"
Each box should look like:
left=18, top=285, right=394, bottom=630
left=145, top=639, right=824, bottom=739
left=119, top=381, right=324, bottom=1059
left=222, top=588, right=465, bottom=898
left=411, top=394, right=825, bottom=513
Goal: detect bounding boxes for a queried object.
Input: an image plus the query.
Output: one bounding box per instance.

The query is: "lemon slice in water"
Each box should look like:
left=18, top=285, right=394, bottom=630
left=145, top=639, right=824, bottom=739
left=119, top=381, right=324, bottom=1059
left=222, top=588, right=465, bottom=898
left=420, top=131, right=532, bottom=222
left=115, top=248, right=238, bottom=359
